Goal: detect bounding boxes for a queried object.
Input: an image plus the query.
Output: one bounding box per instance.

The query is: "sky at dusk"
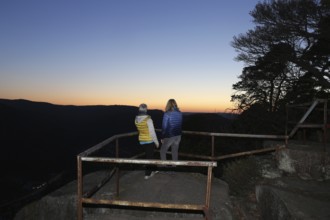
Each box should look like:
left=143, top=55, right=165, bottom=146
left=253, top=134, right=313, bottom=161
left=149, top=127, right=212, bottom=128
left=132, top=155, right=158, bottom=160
left=0, top=0, right=260, bottom=113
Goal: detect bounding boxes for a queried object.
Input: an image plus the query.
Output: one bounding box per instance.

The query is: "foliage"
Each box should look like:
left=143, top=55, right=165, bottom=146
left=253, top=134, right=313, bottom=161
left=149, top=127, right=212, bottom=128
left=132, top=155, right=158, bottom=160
left=183, top=113, right=234, bottom=132
left=231, top=0, right=330, bottom=112
left=223, top=156, right=262, bottom=196
left=180, top=111, right=286, bottom=158
left=180, top=136, right=212, bottom=156
left=232, top=103, right=286, bottom=135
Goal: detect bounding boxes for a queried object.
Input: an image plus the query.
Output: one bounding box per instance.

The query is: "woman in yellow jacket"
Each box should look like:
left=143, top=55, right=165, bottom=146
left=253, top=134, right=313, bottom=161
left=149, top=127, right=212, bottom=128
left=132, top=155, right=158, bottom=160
left=135, top=103, right=159, bottom=179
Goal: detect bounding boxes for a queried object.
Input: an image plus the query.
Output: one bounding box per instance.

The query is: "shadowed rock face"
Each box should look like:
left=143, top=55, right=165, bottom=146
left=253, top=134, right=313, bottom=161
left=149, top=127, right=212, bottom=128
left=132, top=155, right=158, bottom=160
left=14, top=170, right=234, bottom=220
left=278, top=143, right=330, bottom=180
left=256, top=177, right=330, bottom=220
left=256, top=141, right=330, bottom=220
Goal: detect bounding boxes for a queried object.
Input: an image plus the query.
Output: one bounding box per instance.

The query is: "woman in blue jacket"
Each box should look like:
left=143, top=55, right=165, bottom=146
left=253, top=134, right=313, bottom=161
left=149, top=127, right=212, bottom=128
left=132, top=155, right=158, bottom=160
left=160, top=99, right=182, bottom=161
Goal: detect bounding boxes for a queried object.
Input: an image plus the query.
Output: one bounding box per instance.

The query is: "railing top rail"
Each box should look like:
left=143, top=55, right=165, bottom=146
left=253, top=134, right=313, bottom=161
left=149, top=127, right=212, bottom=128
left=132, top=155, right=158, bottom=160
left=79, top=130, right=287, bottom=157
left=182, top=130, right=288, bottom=139
left=80, top=157, right=217, bottom=167
left=286, top=99, right=328, bottom=108
left=78, top=131, right=138, bottom=157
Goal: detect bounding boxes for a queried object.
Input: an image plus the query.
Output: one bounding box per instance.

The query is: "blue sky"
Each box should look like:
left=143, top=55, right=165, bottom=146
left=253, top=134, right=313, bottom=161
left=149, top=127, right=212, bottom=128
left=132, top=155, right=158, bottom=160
left=0, top=0, right=260, bottom=112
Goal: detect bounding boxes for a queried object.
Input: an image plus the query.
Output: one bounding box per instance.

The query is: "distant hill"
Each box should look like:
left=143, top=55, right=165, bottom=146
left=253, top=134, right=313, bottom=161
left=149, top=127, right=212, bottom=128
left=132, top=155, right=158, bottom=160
left=0, top=99, right=236, bottom=169
left=183, top=112, right=235, bottom=132
left=0, top=99, right=163, bottom=171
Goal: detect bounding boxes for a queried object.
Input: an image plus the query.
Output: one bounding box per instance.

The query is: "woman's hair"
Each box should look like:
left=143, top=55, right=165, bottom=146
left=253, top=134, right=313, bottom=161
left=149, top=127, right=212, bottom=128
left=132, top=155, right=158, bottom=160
left=165, top=99, right=179, bottom=112
left=138, top=103, right=148, bottom=114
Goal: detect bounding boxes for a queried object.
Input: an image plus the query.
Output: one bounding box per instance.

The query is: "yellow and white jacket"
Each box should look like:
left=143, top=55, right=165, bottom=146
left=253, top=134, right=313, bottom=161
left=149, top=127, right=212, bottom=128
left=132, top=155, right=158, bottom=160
left=135, top=115, right=159, bottom=147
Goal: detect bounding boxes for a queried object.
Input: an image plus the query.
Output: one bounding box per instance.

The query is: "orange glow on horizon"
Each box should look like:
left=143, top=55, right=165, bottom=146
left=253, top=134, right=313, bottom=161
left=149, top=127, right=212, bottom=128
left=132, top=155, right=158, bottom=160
left=1, top=94, right=232, bottom=113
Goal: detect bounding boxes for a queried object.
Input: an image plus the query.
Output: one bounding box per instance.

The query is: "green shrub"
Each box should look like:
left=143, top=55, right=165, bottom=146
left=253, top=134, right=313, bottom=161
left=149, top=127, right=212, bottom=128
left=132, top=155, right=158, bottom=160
left=223, top=156, right=262, bottom=196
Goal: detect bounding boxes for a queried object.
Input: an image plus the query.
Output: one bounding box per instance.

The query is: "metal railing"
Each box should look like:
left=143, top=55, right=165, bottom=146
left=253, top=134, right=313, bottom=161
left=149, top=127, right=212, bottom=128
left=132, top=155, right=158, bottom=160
left=286, top=98, right=329, bottom=147
left=77, top=99, right=329, bottom=219
left=180, top=130, right=288, bottom=160
left=77, top=157, right=216, bottom=220
left=77, top=130, right=288, bottom=220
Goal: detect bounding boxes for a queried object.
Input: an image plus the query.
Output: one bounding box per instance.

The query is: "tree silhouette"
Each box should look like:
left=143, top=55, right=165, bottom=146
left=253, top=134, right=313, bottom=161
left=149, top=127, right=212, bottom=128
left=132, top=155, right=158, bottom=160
left=231, top=0, right=330, bottom=112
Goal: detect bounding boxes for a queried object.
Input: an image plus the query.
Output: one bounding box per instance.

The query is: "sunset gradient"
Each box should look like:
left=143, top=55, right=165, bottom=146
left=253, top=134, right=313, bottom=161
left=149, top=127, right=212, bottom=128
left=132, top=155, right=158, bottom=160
left=0, top=0, right=259, bottom=112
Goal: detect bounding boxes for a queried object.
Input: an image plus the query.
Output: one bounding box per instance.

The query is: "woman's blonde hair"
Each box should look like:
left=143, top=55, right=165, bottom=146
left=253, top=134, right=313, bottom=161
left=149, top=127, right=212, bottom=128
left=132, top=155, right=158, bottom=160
left=165, top=99, right=179, bottom=112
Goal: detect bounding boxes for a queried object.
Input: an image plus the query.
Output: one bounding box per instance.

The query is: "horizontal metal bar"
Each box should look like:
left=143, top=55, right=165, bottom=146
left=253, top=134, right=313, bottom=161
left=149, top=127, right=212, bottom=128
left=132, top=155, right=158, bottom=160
left=177, top=152, right=214, bottom=160
left=155, top=129, right=288, bottom=139
left=78, top=131, right=138, bottom=157
left=81, top=157, right=217, bottom=167
left=82, top=198, right=205, bottom=211
left=288, top=106, right=326, bottom=111
left=287, top=99, right=326, bottom=107
left=296, top=124, right=324, bottom=128
left=215, top=146, right=285, bottom=160
left=182, top=131, right=288, bottom=139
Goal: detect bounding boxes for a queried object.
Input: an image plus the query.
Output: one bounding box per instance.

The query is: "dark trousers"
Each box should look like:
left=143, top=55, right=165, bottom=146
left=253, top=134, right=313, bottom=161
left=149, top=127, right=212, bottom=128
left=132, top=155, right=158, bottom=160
left=143, top=143, right=155, bottom=176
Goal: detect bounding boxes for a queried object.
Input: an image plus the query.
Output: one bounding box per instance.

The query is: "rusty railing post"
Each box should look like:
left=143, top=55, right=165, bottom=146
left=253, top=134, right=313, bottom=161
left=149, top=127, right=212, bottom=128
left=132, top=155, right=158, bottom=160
left=204, top=165, right=213, bottom=220
left=323, top=100, right=327, bottom=146
left=77, top=156, right=83, bottom=220
left=116, top=138, right=120, bottom=198
left=211, top=135, right=215, bottom=159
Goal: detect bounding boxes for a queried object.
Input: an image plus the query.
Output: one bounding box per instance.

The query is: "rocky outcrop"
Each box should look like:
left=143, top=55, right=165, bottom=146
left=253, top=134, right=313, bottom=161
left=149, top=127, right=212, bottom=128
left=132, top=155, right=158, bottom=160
left=256, top=141, right=330, bottom=220
left=14, top=170, right=234, bottom=220
left=14, top=141, right=330, bottom=220
left=256, top=177, right=330, bottom=220
left=277, top=142, right=330, bottom=180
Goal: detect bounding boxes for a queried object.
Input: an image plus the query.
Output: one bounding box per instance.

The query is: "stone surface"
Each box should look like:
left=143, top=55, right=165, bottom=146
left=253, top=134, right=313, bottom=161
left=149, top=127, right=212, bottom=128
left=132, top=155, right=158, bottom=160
left=255, top=140, right=330, bottom=220
left=256, top=177, right=330, bottom=220
left=14, top=170, right=233, bottom=220
left=14, top=140, right=330, bottom=220
left=13, top=170, right=108, bottom=220
left=277, top=141, right=330, bottom=180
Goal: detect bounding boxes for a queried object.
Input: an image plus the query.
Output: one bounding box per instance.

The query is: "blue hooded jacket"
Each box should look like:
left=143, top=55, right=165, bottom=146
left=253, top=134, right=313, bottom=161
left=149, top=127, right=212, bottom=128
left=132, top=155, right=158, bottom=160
left=161, top=108, right=182, bottom=138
